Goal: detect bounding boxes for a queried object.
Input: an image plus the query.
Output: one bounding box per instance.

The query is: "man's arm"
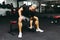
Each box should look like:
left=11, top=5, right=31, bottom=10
left=18, top=7, right=23, bottom=17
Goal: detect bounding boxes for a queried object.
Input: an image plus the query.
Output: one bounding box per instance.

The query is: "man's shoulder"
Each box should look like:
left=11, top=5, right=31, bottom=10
left=20, top=4, right=29, bottom=8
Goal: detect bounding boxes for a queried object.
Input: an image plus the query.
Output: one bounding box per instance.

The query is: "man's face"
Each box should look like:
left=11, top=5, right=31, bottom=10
left=31, top=5, right=37, bottom=11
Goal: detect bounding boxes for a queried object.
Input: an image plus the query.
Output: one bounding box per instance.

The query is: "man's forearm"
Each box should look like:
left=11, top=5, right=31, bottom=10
left=18, top=10, right=22, bottom=17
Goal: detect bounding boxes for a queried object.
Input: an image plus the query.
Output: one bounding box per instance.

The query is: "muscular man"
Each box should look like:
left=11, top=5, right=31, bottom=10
left=18, top=4, right=44, bottom=38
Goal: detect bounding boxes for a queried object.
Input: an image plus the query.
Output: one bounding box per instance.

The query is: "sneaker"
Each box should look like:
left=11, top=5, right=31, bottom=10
left=18, top=32, right=22, bottom=38
left=36, top=28, right=44, bottom=32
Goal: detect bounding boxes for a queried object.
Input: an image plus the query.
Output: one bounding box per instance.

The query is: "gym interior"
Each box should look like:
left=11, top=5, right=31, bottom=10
left=0, top=0, right=60, bottom=40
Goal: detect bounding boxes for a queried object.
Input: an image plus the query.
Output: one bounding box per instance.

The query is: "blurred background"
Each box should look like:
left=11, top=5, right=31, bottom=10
left=0, top=0, right=60, bottom=17
left=0, top=0, right=60, bottom=40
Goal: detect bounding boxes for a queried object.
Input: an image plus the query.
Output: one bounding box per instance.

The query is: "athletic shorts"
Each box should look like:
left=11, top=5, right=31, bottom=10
left=20, top=16, right=30, bottom=21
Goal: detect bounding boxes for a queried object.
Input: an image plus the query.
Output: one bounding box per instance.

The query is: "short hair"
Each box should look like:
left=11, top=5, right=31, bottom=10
left=31, top=4, right=38, bottom=9
left=32, top=4, right=37, bottom=7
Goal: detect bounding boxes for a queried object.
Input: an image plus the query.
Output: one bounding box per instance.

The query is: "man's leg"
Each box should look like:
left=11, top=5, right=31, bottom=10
left=29, top=17, right=33, bottom=29
left=18, top=17, right=23, bottom=38
left=34, top=16, right=44, bottom=32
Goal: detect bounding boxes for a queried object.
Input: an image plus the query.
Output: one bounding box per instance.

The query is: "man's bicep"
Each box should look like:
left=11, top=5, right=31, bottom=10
left=18, top=7, right=23, bottom=13
left=18, top=7, right=23, bottom=16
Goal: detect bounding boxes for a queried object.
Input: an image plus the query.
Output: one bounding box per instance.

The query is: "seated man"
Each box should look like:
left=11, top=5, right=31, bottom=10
left=18, top=4, right=44, bottom=38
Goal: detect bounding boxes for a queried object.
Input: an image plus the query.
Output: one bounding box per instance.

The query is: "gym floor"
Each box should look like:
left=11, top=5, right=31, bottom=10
left=0, top=16, right=60, bottom=40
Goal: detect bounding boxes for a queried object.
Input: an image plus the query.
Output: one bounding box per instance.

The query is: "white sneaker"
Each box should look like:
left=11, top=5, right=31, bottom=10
left=18, top=32, right=22, bottom=38
left=36, top=28, right=44, bottom=32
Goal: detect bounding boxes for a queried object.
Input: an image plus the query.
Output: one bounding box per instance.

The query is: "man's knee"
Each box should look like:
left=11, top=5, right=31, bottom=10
left=34, top=16, right=39, bottom=21
left=18, top=17, right=22, bottom=23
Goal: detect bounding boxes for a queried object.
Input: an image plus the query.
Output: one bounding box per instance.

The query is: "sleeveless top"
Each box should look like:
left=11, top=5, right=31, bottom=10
left=20, top=5, right=36, bottom=17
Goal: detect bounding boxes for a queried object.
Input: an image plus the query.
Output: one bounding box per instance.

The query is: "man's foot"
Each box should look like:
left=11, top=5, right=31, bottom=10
left=36, top=28, right=44, bottom=32
left=18, top=32, right=22, bottom=38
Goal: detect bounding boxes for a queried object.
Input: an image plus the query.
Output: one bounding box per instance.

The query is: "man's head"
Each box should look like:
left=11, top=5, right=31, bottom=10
left=29, top=4, right=37, bottom=11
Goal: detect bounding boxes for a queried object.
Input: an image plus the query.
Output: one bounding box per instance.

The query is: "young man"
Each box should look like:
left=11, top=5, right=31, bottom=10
left=18, top=4, right=44, bottom=38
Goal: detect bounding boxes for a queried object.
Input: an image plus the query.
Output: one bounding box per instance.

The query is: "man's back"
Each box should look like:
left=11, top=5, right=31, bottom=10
left=20, top=4, right=36, bottom=17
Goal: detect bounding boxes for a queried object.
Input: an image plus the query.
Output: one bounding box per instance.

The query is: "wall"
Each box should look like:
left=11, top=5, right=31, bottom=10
left=0, top=0, right=17, bottom=16
left=5, top=0, right=17, bottom=8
